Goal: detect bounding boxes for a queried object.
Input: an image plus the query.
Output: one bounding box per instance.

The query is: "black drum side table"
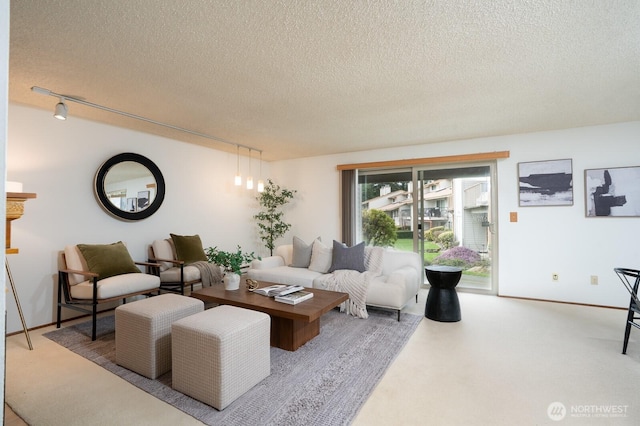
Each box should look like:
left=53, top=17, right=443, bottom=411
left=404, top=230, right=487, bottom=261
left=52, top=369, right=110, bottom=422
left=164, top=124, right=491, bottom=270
left=425, top=265, right=462, bottom=322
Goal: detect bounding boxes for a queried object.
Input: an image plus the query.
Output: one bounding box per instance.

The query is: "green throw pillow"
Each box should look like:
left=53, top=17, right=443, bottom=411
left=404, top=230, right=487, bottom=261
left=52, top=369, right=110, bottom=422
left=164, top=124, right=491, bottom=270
left=170, top=233, right=207, bottom=264
left=77, top=241, right=140, bottom=280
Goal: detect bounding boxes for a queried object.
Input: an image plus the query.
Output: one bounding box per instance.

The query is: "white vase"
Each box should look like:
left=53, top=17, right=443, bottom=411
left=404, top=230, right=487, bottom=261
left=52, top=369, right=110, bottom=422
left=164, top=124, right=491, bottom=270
left=224, top=273, right=240, bottom=290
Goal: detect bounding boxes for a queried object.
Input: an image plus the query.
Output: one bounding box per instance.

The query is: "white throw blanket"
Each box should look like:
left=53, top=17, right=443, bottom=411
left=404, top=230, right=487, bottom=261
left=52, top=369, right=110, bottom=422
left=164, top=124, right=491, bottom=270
left=317, top=247, right=385, bottom=319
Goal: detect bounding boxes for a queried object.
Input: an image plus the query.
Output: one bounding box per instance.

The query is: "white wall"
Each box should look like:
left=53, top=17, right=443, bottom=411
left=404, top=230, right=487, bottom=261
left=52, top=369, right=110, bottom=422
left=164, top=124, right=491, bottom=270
left=7, top=101, right=639, bottom=334
left=6, top=104, right=269, bottom=333
left=270, top=121, right=640, bottom=309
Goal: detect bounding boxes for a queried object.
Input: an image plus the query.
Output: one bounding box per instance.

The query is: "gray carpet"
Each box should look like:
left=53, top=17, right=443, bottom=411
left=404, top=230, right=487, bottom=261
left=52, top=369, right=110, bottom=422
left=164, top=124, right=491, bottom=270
left=44, top=308, right=422, bottom=426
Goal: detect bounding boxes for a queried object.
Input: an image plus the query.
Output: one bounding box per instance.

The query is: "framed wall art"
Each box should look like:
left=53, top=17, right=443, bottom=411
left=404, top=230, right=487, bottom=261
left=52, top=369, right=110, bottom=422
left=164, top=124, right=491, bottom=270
left=137, top=190, right=150, bottom=210
left=585, top=166, right=640, bottom=217
left=518, top=159, right=573, bottom=207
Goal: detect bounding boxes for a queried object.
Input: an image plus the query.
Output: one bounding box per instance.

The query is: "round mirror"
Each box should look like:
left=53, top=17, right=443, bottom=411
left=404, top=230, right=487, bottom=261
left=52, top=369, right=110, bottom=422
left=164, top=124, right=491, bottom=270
left=94, top=153, right=165, bottom=221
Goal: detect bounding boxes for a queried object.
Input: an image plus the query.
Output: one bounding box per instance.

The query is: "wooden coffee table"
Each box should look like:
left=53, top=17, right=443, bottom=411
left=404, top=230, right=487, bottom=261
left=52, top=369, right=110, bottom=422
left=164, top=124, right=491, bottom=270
left=190, top=281, right=349, bottom=351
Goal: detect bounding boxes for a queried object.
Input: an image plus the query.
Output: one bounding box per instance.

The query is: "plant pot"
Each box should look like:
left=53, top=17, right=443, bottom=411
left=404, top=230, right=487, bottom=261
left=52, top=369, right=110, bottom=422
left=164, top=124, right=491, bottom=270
left=224, top=273, right=240, bottom=290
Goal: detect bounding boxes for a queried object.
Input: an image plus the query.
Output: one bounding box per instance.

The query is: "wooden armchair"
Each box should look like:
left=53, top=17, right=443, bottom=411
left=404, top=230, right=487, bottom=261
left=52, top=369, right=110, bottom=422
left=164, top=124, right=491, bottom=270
left=57, top=242, right=161, bottom=340
left=147, top=238, right=204, bottom=295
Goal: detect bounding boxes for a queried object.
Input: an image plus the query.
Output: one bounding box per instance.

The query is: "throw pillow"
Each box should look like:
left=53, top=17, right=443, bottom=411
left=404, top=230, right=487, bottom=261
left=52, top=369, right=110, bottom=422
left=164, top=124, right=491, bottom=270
left=329, top=240, right=366, bottom=273
left=170, top=233, right=207, bottom=264
left=77, top=241, right=140, bottom=280
left=308, top=239, right=333, bottom=273
left=290, top=236, right=320, bottom=268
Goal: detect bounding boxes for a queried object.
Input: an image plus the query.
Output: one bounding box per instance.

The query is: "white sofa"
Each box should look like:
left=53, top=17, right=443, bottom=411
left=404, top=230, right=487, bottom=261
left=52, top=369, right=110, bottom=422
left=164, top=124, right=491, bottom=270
left=247, top=243, right=422, bottom=320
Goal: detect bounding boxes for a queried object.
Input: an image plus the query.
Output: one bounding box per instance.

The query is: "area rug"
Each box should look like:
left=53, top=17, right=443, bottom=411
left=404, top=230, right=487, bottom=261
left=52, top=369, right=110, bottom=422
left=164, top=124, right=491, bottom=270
left=44, top=308, right=422, bottom=426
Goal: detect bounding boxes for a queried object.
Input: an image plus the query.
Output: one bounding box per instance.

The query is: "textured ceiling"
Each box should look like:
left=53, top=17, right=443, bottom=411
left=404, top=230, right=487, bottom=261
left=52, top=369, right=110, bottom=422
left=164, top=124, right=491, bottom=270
left=9, top=1, right=640, bottom=161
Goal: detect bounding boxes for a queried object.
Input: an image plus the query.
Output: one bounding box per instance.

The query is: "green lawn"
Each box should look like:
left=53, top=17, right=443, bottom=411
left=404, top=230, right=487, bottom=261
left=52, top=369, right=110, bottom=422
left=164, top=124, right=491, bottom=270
left=393, top=237, right=490, bottom=277
left=393, top=238, right=440, bottom=263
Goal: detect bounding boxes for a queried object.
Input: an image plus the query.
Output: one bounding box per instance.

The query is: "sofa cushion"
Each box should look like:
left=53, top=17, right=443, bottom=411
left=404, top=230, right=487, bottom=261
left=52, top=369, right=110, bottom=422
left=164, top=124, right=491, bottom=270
left=247, top=265, right=321, bottom=288
left=70, top=272, right=160, bottom=300
left=77, top=241, right=140, bottom=280
left=329, top=240, right=365, bottom=273
left=309, top=240, right=332, bottom=273
left=160, top=264, right=201, bottom=282
left=170, top=233, right=207, bottom=264
left=290, top=236, right=319, bottom=268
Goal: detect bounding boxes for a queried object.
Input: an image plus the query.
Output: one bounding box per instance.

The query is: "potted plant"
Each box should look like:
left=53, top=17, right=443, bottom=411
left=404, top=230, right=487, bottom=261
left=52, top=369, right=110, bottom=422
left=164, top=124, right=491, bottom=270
left=205, top=245, right=258, bottom=290
left=254, top=179, right=297, bottom=256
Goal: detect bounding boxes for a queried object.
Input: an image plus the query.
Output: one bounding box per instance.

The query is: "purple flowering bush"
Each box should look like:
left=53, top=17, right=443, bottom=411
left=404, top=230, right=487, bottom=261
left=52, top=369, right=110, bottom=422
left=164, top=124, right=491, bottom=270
left=432, top=246, right=481, bottom=268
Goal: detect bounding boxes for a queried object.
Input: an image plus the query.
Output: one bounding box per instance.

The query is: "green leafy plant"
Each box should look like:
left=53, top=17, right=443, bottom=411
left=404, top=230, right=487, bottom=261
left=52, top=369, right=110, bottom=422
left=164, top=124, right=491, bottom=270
left=205, top=245, right=258, bottom=275
left=424, top=226, right=445, bottom=242
left=362, top=209, right=397, bottom=247
left=254, top=179, right=296, bottom=255
left=436, top=230, right=457, bottom=249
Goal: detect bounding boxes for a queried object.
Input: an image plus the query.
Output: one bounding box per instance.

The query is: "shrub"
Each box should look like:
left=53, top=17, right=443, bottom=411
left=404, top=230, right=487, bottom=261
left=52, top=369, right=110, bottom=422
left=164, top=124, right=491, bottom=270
left=432, top=246, right=481, bottom=268
left=396, top=230, right=413, bottom=239
left=437, top=230, right=456, bottom=249
left=424, top=226, right=445, bottom=242
left=362, top=209, right=398, bottom=247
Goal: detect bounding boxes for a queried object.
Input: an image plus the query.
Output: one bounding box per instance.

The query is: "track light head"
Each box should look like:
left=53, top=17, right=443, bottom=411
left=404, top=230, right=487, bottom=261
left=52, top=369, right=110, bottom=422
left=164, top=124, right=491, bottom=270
left=54, top=100, right=67, bottom=120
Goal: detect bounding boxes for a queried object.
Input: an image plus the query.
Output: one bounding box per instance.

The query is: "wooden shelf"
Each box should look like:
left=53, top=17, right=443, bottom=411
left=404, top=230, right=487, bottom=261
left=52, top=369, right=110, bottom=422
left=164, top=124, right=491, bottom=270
left=6, top=191, right=37, bottom=251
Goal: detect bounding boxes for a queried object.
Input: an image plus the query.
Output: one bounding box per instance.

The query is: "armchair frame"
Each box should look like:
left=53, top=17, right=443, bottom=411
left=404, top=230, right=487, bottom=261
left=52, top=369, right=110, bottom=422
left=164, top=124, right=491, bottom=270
left=148, top=246, right=202, bottom=295
left=57, top=254, right=160, bottom=340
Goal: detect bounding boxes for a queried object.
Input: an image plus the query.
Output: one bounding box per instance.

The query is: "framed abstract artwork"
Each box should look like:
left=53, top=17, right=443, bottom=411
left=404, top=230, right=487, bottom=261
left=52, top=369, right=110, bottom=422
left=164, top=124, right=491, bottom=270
left=137, top=190, right=150, bottom=210
left=518, top=159, right=573, bottom=207
left=585, top=166, right=640, bottom=217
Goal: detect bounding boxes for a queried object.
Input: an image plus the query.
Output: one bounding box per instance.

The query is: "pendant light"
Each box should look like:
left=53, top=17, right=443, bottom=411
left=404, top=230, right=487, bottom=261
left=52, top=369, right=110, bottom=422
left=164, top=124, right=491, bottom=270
left=246, top=148, right=254, bottom=190
left=234, top=145, right=242, bottom=186
left=257, top=151, right=265, bottom=193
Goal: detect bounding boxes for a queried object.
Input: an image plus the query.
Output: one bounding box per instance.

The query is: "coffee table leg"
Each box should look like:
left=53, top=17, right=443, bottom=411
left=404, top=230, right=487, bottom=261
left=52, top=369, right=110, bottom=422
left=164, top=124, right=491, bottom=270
left=270, top=316, right=320, bottom=351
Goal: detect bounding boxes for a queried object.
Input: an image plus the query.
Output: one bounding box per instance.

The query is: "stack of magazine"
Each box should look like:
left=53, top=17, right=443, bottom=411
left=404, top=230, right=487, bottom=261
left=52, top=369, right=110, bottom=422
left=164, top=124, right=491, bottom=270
left=274, top=290, right=314, bottom=305
left=252, top=284, right=304, bottom=297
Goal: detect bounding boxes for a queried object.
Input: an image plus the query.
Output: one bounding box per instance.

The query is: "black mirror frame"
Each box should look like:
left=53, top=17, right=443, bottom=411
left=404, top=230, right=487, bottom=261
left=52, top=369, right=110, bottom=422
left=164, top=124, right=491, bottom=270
left=94, top=152, right=165, bottom=221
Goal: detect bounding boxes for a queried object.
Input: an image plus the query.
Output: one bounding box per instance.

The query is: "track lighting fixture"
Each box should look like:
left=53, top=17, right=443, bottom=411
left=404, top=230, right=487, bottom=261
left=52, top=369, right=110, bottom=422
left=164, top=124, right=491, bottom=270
left=54, top=99, right=67, bottom=120
left=31, top=86, right=264, bottom=187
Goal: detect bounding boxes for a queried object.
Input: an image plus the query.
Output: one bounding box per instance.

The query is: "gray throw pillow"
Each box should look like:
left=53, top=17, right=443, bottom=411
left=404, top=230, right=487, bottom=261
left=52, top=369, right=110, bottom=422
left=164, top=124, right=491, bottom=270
left=328, top=240, right=366, bottom=273
left=290, top=236, right=319, bottom=268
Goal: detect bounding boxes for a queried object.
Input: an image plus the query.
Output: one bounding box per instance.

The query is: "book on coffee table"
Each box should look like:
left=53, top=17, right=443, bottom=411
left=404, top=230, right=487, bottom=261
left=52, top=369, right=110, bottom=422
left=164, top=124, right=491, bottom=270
left=275, top=290, right=314, bottom=305
left=253, top=284, right=304, bottom=297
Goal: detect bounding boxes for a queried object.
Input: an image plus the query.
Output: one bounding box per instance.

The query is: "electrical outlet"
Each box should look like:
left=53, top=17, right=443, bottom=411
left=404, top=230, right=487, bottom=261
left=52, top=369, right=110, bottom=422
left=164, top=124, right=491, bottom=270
left=590, top=275, right=598, bottom=285
left=552, top=273, right=559, bottom=281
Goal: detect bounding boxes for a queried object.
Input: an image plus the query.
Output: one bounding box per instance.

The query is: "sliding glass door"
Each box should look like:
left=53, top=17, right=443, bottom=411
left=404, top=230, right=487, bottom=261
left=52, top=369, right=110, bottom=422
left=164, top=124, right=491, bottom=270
left=355, top=162, right=496, bottom=294
left=416, top=165, right=495, bottom=293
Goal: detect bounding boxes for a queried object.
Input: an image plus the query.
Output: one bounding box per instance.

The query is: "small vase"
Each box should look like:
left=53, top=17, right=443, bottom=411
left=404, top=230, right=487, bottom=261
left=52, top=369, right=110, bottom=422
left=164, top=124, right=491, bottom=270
left=224, top=273, right=241, bottom=290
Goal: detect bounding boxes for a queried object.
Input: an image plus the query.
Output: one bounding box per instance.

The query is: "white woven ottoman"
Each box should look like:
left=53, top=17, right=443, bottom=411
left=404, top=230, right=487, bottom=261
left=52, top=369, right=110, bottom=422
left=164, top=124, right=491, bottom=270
left=115, top=294, right=204, bottom=379
left=171, top=305, right=271, bottom=410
